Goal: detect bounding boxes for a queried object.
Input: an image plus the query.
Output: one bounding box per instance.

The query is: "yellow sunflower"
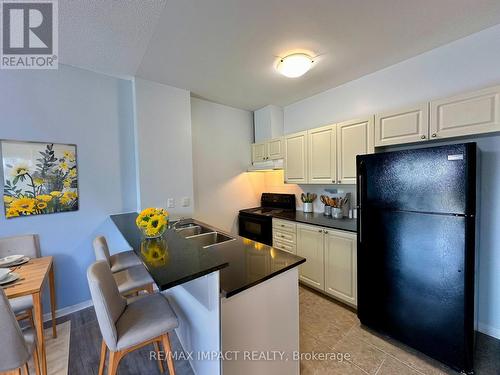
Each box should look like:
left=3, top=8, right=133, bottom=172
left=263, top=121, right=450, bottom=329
left=37, top=194, right=52, bottom=202
left=50, top=191, right=63, bottom=197
left=63, top=151, right=75, bottom=162
left=3, top=195, right=14, bottom=204
left=36, top=202, right=47, bottom=210
left=6, top=207, right=19, bottom=218
left=33, top=177, right=44, bottom=186
left=10, top=197, right=36, bottom=214
left=63, top=179, right=72, bottom=188
left=69, top=169, right=77, bottom=178
left=59, top=161, right=69, bottom=172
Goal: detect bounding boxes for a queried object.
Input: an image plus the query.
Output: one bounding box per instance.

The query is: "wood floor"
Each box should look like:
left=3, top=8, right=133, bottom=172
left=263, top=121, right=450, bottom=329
left=59, top=287, right=500, bottom=375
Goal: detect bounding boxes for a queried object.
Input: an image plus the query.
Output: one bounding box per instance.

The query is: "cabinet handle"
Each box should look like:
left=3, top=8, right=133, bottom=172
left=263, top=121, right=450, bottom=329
left=318, top=229, right=322, bottom=233
left=324, top=230, right=328, bottom=234
left=338, top=180, right=341, bottom=183
left=431, top=133, right=437, bottom=138
left=332, top=179, right=335, bottom=183
left=421, top=135, right=426, bottom=139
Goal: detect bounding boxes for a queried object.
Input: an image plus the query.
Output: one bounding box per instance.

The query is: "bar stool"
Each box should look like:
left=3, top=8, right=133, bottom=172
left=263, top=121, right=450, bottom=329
left=87, top=261, right=178, bottom=375
left=92, top=236, right=142, bottom=273
left=0, top=287, right=41, bottom=375
left=93, top=236, right=154, bottom=296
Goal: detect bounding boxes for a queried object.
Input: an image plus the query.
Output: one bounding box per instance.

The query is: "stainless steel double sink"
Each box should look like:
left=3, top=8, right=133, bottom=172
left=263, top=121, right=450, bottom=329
left=174, top=222, right=235, bottom=248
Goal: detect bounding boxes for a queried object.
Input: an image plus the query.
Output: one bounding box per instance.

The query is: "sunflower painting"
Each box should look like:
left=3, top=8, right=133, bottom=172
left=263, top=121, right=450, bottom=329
left=1, top=140, right=79, bottom=219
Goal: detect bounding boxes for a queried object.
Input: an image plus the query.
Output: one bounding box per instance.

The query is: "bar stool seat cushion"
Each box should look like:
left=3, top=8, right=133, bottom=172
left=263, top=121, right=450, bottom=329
left=113, top=264, right=154, bottom=295
left=110, top=251, right=142, bottom=273
left=115, top=293, right=178, bottom=351
left=9, top=296, right=33, bottom=314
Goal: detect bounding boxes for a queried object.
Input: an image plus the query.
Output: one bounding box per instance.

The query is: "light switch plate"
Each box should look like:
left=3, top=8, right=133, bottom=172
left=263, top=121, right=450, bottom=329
left=167, top=198, right=175, bottom=208
left=181, top=197, right=190, bottom=207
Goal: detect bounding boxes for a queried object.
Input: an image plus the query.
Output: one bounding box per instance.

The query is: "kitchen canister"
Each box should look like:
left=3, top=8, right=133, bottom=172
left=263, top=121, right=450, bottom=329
left=332, top=207, right=343, bottom=219
left=303, top=202, right=313, bottom=213
left=323, top=205, right=332, bottom=216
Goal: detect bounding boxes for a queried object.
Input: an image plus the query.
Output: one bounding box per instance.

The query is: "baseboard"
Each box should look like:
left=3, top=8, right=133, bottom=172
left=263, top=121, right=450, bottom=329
left=478, top=322, right=500, bottom=340
left=43, top=299, right=93, bottom=323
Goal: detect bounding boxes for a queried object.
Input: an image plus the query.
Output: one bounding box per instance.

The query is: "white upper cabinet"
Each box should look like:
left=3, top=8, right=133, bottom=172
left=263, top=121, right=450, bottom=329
left=307, top=124, right=337, bottom=184
left=285, top=131, right=308, bottom=183
left=268, top=137, right=284, bottom=160
left=336, top=117, right=374, bottom=184
left=430, top=85, right=500, bottom=139
left=296, top=223, right=324, bottom=290
left=251, top=142, right=268, bottom=162
left=375, top=103, right=429, bottom=146
left=324, top=229, right=357, bottom=307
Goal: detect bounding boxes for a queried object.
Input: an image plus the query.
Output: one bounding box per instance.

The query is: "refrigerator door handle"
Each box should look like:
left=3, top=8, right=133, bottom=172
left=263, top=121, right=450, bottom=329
left=358, top=172, right=363, bottom=243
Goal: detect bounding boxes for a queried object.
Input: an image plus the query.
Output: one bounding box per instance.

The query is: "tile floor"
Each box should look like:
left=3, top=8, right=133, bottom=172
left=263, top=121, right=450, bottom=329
left=299, top=285, right=500, bottom=375
left=63, top=286, right=499, bottom=374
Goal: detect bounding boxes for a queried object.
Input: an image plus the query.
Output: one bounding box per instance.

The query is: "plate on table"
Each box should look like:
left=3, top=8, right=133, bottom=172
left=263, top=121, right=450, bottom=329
left=0, top=268, right=12, bottom=281
left=0, top=254, right=24, bottom=267
left=7, top=256, right=30, bottom=267
left=0, top=272, right=20, bottom=285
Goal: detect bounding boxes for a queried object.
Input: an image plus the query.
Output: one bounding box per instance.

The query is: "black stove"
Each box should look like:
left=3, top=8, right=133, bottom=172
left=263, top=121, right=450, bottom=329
left=238, top=193, right=296, bottom=245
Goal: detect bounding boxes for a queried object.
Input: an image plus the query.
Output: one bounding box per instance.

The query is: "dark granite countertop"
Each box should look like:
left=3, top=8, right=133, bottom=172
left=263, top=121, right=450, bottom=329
left=272, top=211, right=358, bottom=233
left=111, top=213, right=305, bottom=298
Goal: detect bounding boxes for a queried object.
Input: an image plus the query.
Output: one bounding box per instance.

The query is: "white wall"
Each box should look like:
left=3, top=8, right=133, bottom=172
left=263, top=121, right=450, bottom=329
left=191, top=98, right=265, bottom=233
left=283, top=24, right=500, bottom=338
left=133, top=78, right=194, bottom=216
left=0, top=64, right=136, bottom=309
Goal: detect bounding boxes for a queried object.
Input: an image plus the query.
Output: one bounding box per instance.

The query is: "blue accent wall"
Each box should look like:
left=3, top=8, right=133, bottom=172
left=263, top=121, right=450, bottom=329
left=0, top=65, right=137, bottom=309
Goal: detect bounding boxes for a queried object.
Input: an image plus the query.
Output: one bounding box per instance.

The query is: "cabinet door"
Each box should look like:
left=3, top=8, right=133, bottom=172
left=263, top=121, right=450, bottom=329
left=268, top=138, right=284, bottom=160
left=252, top=142, right=268, bottom=162
left=337, top=117, right=374, bottom=184
left=296, top=223, right=324, bottom=290
left=324, top=229, right=357, bottom=306
left=308, top=124, right=337, bottom=184
left=430, top=85, right=500, bottom=139
left=375, top=104, right=429, bottom=146
left=285, top=131, right=308, bottom=183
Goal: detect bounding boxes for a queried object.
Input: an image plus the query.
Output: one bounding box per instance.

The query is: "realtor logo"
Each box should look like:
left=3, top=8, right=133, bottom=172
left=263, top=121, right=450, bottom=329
left=1, top=0, right=58, bottom=69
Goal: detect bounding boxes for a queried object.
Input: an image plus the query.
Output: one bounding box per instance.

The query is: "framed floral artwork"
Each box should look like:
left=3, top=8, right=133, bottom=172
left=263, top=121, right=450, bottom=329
left=1, top=140, right=79, bottom=218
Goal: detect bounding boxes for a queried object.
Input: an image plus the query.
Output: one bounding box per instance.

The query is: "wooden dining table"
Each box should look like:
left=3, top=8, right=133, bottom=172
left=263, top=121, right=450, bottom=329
left=3, top=256, right=57, bottom=375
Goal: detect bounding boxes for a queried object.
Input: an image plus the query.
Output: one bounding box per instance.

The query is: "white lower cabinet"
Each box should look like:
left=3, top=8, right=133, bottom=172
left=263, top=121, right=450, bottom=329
left=324, top=229, right=357, bottom=306
left=294, top=223, right=357, bottom=307
left=296, top=224, right=325, bottom=290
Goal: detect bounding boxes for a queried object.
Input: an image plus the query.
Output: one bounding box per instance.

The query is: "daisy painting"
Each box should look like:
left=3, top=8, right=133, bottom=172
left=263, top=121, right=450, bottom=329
left=1, top=140, right=79, bottom=218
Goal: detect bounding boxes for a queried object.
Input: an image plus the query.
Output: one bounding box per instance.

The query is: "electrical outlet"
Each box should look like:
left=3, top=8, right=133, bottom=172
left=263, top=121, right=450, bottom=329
left=181, top=197, right=190, bottom=207
left=167, top=198, right=175, bottom=208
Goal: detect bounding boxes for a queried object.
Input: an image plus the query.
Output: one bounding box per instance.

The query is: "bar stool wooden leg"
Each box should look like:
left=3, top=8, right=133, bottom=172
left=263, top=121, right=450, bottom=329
left=98, top=340, right=107, bottom=375
left=153, top=341, right=165, bottom=373
left=161, top=333, right=175, bottom=375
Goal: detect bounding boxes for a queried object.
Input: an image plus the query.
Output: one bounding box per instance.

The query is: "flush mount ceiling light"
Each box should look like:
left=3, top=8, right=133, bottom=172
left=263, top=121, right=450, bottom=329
left=276, top=53, right=314, bottom=78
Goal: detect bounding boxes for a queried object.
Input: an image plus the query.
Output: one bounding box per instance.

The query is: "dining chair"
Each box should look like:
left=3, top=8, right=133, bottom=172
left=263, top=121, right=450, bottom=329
left=0, top=235, right=46, bottom=328
left=92, top=236, right=154, bottom=296
left=92, top=236, right=142, bottom=273
left=0, top=287, right=41, bottom=375
left=87, top=261, right=178, bottom=375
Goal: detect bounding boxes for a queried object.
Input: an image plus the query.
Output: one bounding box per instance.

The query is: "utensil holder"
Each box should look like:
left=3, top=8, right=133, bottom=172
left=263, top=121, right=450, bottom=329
left=323, top=205, right=331, bottom=216
left=332, top=207, right=343, bottom=219
left=303, top=202, right=313, bottom=213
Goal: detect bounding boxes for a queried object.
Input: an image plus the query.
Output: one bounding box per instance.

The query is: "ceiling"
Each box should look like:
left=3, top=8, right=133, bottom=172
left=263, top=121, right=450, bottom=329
left=60, top=0, right=500, bottom=110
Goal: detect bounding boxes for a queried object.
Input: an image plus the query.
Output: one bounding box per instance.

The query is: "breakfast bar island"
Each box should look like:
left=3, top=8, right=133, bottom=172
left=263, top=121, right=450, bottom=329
left=110, top=213, right=306, bottom=375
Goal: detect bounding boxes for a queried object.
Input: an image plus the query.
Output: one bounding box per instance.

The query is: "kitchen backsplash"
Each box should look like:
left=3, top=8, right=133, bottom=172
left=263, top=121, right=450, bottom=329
left=262, top=170, right=357, bottom=213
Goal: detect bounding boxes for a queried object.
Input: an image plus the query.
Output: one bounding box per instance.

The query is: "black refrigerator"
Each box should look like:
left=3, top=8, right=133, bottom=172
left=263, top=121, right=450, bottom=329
left=356, top=143, right=478, bottom=374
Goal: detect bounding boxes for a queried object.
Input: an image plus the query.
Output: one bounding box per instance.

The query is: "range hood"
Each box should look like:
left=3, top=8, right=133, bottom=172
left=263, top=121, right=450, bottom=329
left=248, top=159, right=283, bottom=172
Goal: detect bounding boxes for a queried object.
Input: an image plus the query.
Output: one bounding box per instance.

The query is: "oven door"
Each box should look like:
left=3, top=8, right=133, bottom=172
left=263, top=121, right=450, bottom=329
left=238, top=213, right=272, bottom=245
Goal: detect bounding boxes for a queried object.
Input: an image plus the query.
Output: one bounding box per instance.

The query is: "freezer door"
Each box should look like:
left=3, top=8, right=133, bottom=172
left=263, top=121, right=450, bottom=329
left=358, top=209, right=474, bottom=372
left=357, top=143, right=476, bottom=215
